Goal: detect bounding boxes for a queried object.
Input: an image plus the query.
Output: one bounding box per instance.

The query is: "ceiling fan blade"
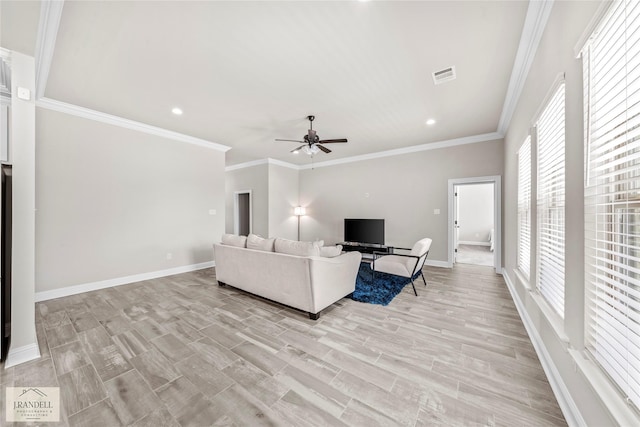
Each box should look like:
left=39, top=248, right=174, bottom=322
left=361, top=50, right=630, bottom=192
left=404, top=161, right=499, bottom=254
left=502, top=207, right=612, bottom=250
left=319, top=138, right=348, bottom=144
left=291, top=145, right=305, bottom=153
left=275, top=139, right=303, bottom=143
left=317, top=144, right=331, bottom=154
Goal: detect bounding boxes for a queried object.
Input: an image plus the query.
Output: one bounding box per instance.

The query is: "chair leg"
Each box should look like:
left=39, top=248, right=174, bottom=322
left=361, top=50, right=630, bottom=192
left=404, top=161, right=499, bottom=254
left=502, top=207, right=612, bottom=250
left=410, top=279, right=418, bottom=296
left=421, top=271, right=427, bottom=287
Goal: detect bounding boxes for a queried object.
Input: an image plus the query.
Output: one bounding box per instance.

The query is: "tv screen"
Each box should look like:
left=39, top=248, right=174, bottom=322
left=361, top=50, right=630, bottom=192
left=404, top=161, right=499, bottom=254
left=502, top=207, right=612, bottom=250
left=344, top=219, right=385, bottom=245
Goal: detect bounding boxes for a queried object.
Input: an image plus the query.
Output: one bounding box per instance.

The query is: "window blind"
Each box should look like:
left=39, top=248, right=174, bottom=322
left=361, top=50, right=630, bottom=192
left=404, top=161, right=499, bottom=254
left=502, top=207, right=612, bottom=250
left=583, top=0, right=640, bottom=411
left=518, top=136, right=532, bottom=279
left=536, top=83, right=566, bottom=318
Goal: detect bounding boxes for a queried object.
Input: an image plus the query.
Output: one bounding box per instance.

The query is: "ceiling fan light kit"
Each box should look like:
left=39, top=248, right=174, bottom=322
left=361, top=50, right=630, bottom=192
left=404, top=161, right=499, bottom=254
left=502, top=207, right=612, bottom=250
left=275, top=115, right=348, bottom=157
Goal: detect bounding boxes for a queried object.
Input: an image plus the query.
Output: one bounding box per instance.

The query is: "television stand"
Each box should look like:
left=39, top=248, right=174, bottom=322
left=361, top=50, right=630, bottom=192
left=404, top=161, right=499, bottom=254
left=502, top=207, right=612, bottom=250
left=339, top=242, right=394, bottom=259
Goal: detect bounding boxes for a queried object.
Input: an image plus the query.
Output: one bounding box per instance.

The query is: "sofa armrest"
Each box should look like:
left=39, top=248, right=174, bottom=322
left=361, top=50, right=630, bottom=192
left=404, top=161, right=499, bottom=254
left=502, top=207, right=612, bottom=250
left=308, top=251, right=362, bottom=313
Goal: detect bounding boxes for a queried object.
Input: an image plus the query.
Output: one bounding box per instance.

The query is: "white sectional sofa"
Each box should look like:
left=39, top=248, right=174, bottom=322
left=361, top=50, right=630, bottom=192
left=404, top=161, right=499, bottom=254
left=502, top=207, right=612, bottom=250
left=213, top=234, right=362, bottom=319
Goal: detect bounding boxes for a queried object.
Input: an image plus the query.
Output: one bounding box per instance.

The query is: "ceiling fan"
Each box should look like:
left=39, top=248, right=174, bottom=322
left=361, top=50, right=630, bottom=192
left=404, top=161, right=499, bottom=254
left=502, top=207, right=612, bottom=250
left=275, top=115, right=348, bottom=155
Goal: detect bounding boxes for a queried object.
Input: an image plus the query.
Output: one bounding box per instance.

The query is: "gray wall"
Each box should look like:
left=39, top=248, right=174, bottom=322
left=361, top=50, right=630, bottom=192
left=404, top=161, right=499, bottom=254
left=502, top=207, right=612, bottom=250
left=35, top=108, right=226, bottom=292
left=225, top=164, right=268, bottom=237
left=503, top=1, right=620, bottom=425
left=225, top=162, right=299, bottom=239
left=457, top=183, right=493, bottom=244
left=299, top=139, right=504, bottom=263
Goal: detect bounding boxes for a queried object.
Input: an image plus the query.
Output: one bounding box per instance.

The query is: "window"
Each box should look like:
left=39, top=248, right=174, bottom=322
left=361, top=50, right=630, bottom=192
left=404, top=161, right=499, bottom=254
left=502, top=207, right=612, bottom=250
left=583, top=0, right=640, bottom=411
left=517, top=136, right=532, bottom=279
left=536, top=83, right=566, bottom=318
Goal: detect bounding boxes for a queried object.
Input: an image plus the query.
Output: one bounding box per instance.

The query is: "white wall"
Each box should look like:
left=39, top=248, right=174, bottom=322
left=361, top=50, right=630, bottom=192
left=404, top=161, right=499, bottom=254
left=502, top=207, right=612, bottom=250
left=457, top=183, right=493, bottom=244
left=8, top=51, right=38, bottom=365
left=35, top=108, right=226, bottom=293
left=299, top=139, right=504, bottom=263
left=268, top=164, right=299, bottom=240
left=503, top=1, right=635, bottom=425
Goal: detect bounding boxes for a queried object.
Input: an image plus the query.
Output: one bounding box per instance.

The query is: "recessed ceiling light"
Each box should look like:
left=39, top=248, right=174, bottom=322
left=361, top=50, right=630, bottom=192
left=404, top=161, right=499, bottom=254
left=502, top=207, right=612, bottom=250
left=171, top=107, right=183, bottom=115
left=426, top=119, right=436, bottom=126
left=292, top=150, right=300, bottom=155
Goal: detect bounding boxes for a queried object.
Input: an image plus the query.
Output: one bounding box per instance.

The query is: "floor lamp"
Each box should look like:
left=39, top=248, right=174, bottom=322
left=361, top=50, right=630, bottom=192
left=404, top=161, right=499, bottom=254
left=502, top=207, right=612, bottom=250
left=294, top=206, right=305, bottom=241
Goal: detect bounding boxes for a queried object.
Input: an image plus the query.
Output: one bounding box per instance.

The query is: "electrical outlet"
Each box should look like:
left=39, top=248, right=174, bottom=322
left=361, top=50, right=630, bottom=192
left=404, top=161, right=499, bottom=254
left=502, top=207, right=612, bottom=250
left=209, top=209, right=216, bottom=215
left=434, top=209, right=440, bottom=215
left=166, top=253, right=173, bottom=260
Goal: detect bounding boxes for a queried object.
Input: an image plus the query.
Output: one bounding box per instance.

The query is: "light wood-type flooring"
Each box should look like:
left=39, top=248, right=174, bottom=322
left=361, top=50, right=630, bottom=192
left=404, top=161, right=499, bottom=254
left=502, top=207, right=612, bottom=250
left=1, top=264, right=567, bottom=426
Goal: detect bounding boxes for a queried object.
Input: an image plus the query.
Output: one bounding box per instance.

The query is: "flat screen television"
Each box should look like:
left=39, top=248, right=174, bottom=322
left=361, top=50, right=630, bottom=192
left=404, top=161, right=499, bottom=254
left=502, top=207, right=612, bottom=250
left=344, top=218, right=385, bottom=245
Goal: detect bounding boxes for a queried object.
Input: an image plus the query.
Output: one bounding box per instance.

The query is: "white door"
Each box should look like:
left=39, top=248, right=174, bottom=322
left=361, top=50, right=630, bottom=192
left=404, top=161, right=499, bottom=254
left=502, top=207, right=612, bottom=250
left=454, top=186, right=460, bottom=263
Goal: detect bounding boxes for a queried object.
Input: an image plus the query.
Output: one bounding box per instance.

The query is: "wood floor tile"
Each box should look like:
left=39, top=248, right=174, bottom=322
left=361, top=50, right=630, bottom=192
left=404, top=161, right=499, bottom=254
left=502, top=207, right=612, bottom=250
left=112, top=329, right=151, bottom=360
left=78, top=327, right=132, bottom=382
left=222, top=358, right=289, bottom=406
left=130, top=347, right=180, bottom=390
left=67, top=399, right=122, bottom=427
left=174, top=354, right=234, bottom=398
left=155, top=376, right=200, bottom=418
left=69, top=311, right=101, bottom=333
left=187, top=337, right=239, bottom=370
left=51, top=341, right=91, bottom=376
left=58, top=364, right=107, bottom=416
left=151, top=333, right=195, bottom=363
left=46, top=323, right=79, bottom=349
left=104, top=370, right=162, bottom=425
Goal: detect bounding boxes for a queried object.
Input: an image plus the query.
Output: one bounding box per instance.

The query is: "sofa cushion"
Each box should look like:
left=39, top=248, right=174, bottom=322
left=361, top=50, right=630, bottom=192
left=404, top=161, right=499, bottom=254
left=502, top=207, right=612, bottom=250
left=246, top=233, right=275, bottom=252
left=320, top=245, right=343, bottom=258
left=221, top=233, right=247, bottom=248
left=274, top=238, right=322, bottom=257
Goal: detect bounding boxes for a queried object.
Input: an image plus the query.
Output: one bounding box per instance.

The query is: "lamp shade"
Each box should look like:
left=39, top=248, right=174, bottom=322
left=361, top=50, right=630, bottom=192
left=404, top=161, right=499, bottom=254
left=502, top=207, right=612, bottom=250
left=294, top=206, right=306, bottom=216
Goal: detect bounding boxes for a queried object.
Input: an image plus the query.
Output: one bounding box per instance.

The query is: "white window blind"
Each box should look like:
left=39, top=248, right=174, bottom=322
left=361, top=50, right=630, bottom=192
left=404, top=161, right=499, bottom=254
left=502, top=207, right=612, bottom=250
left=583, top=0, right=640, bottom=411
left=536, top=83, right=566, bottom=318
left=518, top=136, right=532, bottom=279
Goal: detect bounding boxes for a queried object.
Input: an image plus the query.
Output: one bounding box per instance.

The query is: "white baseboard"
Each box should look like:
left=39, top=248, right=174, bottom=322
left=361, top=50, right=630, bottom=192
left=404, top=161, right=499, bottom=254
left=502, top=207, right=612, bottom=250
left=503, top=272, right=585, bottom=427
left=5, top=343, right=41, bottom=368
left=35, top=261, right=215, bottom=302
left=458, top=240, right=491, bottom=247
left=424, top=259, right=450, bottom=268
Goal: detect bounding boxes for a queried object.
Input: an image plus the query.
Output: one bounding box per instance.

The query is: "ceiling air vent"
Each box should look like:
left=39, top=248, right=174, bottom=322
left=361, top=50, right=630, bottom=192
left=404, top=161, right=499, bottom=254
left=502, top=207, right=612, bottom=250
left=432, top=66, right=456, bottom=85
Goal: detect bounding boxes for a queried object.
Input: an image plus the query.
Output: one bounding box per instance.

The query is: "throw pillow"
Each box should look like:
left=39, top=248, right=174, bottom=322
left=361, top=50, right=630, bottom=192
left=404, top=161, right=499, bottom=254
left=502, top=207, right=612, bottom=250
left=221, top=233, right=247, bottom=248
left=274, top=238, right=322, bottom=257
left=246, top=233, right=275, bottom=252
left=320, top=245, right=343, bottom=258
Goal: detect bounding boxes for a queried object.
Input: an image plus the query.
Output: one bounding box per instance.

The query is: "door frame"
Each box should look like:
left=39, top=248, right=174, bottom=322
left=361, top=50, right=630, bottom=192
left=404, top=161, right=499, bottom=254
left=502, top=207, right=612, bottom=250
left=233, top=190, right=252, bottom=235
left=447, top=176, right=502, bottom=274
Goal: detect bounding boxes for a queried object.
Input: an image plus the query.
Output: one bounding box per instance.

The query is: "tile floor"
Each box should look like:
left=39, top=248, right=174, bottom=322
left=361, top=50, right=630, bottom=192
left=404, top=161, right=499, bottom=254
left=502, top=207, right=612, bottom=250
left=0, top=264, right=566, bottom=426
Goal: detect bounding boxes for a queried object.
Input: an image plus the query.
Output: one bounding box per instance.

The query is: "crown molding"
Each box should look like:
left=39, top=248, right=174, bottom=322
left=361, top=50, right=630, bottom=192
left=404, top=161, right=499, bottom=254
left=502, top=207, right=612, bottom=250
left=35, top=0, right=65, bottom=100
left=298, top=132, right=504, bottom=170
left=225, top=157, right=299, bottom=172
left=226, top=132, right=503, bottom=172
left=497, top=0, right=555, bottom=135
left=37, top=97, right=231, bottom=152
left=266, top=158, right=299, bottom=170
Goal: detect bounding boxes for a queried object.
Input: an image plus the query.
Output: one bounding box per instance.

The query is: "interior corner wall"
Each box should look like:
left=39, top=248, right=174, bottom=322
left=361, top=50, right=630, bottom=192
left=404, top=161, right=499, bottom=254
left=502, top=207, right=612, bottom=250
left=35, top=108, right=226, bottom=293
left=225, top=164, right=268, bottom=237
left=268, top=164, right=299, bottom=240
left=502, top=1, right=624, bottom=425
left=298, top=139, right=504, bottom=263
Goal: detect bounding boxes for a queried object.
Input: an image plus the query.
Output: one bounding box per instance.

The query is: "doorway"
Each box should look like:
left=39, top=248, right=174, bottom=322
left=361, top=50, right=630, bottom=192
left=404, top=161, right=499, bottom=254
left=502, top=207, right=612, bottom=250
left=448, top=176, right=501, bottom=273
left=234, top=190, right=252, bottom=236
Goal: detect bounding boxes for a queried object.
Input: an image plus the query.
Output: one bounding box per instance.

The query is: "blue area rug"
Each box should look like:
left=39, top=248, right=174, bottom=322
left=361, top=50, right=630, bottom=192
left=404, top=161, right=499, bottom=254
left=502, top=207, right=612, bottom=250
left=349, top=262, right=420, bottom=306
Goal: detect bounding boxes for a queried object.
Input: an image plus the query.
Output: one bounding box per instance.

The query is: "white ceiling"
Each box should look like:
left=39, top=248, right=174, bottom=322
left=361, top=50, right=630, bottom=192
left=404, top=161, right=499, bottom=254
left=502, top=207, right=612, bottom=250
left=2, top=1, right=529, bottom=166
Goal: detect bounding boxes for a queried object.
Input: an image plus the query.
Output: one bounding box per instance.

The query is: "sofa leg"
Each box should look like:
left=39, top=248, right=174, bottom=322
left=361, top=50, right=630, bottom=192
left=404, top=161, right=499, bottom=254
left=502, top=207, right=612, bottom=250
left=218, top=281, right=226, bottom=287
left=309, top=312, right=320, bottom=320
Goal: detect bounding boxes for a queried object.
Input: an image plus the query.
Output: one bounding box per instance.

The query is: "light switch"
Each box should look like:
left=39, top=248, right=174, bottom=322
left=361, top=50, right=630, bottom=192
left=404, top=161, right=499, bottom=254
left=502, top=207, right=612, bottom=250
left=209, top=209, right=216, bottom=215
left=434, top=209, right=440, bottom=215
left=17, top=87, right=31, bottom=100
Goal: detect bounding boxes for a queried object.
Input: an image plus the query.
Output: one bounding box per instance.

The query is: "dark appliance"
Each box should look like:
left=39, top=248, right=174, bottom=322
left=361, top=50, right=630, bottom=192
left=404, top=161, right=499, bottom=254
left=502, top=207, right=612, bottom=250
left=1, top=165, right=11, bottom=361
left=344, top=218, right=385, bottom=245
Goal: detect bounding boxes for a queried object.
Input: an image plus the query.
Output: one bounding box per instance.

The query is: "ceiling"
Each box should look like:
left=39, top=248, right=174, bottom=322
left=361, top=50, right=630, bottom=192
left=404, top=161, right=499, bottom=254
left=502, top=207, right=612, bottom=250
left=1, top=1, right=528, bottom=166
